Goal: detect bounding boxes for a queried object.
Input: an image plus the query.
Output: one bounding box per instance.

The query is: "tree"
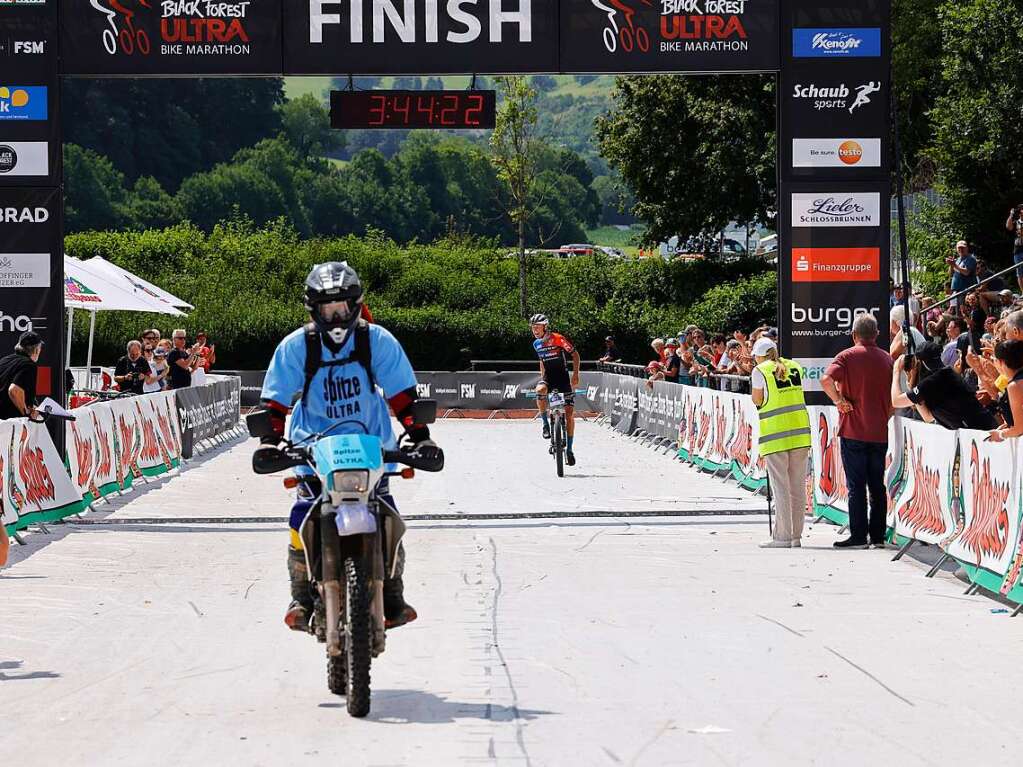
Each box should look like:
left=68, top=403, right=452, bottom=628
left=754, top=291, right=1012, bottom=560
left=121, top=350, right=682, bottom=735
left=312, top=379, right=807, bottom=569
left=595, top=74, right=776, bottom=244
left=62, top=78, right=285, bottom=191
left=280, top=93, right=344, bottom=162
left=63, top=144, right=134, bottom=232
left=927, top=0, right=1023, bottom=260
left=490, top=76, right=543, bottom=317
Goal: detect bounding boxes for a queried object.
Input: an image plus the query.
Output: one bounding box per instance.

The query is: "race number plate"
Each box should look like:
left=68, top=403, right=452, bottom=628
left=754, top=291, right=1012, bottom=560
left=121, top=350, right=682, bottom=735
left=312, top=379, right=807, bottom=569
left=549, top=392, right=566, bottom=408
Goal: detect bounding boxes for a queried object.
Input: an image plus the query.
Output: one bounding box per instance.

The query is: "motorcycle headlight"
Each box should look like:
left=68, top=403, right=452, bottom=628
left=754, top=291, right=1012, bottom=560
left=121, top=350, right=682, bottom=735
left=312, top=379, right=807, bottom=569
left=334, top=470, right=369, bottom=494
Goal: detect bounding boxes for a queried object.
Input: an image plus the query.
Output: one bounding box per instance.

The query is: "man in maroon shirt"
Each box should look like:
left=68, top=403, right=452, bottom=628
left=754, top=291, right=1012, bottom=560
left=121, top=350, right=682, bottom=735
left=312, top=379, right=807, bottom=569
left=820, top=313, right=894, bottom=549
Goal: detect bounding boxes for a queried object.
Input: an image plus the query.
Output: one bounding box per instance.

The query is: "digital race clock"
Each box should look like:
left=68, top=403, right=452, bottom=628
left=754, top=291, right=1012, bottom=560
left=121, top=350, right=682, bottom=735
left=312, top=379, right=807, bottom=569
left=330, top=90, right=496, bottom=130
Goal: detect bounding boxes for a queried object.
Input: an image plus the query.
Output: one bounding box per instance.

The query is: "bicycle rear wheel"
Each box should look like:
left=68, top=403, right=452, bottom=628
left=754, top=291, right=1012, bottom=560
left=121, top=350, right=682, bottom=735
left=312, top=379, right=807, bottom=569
left=554, top=415, right=565, bottom=477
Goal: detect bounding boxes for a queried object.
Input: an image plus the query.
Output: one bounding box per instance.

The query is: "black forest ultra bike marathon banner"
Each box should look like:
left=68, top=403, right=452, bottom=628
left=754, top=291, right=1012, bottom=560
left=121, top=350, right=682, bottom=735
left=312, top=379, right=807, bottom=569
left=57, top=1, right=781, bottom=76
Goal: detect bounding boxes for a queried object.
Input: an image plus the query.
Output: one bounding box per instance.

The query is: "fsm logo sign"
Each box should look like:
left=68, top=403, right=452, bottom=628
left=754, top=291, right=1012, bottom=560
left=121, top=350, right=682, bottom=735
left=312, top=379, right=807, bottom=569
left=503, top=384, right=520, bottom=399
left=459, top=383, right=476, bottom=399
left=793, top=28, right=881, bottom=58
left=0, top=86, right=46, bottom=120
left=415, top=383, right=431, bottom=398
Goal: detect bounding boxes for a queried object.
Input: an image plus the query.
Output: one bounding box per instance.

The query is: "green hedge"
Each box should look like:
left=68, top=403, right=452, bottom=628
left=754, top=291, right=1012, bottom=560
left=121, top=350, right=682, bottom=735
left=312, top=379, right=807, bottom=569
left=65, top=221, right=777, bottom=370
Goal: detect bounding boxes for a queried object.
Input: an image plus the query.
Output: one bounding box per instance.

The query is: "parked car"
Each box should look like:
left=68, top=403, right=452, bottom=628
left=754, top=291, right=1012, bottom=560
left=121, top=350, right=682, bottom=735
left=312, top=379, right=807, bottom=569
left=755, top=234, right=778, bottom=261
left=558, top=243, right=596, bottom=256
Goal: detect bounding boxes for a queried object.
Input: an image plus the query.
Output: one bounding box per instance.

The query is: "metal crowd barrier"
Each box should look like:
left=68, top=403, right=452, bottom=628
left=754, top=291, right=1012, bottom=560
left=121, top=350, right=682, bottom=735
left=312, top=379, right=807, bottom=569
left=595, top=361, right=751, bottom=394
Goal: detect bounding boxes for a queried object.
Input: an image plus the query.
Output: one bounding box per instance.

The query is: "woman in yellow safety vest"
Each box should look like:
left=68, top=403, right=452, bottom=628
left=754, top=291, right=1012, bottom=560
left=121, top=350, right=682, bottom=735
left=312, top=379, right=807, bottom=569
left=750, top=337, right=812, bottom=549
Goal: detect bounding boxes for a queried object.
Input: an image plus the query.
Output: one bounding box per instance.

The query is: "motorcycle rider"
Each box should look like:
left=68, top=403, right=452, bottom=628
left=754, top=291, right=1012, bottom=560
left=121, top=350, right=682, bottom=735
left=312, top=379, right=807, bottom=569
left=256, top=262, right=442, bottom=633
left=530, top=313, right=581, bottom=466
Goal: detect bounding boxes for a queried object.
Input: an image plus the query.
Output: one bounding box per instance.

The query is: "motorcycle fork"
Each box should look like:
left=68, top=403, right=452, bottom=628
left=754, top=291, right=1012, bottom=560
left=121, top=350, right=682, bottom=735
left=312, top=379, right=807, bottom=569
left=319, top=509, right=344, bottom=657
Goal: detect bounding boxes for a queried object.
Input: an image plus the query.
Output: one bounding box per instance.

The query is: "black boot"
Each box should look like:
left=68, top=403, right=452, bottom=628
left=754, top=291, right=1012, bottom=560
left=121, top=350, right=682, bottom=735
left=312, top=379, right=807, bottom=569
left=285, top=546, right=314, bottom=632
left=383, top=577, right=418, bottom=629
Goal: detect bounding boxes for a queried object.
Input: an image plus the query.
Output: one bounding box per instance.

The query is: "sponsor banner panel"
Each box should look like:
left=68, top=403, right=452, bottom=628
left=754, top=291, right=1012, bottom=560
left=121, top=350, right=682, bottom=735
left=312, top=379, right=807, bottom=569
left=791, top=247, right=879, bottom=282
left=414, top=371, right=602, bottom=412
left=785, top=75, right=886, bottom=137
left=791, top=138, right=881, bottom=169
left=886, top=416, right=959, bottom=547
left=0, top=186, right=63, bottom=400
left=61, top=0, right=285, bottom=75
left=945, top=431, right=1020, bottom=589
left=174, top=378, right=239, bottom=459
left=559, top=0, right=780, bottom=74
left=782, top=281, right=886, bottom=360
left=285, top=0, right=559, bottom=74
left=790, top=192, right=881, bottom=228
left=0, top=140, right=47, bottom=176
left=791, top=28, right=881, bottom=58
left=0, top=85, right=47, bottom=120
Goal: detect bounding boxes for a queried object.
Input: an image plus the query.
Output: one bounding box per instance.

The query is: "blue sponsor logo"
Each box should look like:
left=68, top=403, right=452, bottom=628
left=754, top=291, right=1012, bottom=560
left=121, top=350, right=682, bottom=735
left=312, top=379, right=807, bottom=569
left=793, top=28, right=881, bottom=58
left=0, top=86, right=47, bottom=120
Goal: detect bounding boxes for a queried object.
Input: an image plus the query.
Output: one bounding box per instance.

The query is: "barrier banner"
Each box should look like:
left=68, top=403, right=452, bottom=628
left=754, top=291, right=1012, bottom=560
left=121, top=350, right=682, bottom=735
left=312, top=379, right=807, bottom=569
left=68, top=403, right=116, bottom=503
left=944, top=431, right=1020, bottom=593
left=886, top=417, right=958, bottom=546
left=807, top=405, right=849, bottom=525
left=175, top=376, right=241, bottom=459
left=720, top=390, right=766, bottom=491
left=416, top=371, right=602, bottom=411
left=2, top=419, right=84, bottom=533
left=602, top=373, right=638, bottom=435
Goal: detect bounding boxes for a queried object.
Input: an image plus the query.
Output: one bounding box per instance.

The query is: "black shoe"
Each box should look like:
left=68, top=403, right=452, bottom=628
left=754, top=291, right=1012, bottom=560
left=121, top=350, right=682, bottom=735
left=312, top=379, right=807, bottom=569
left=566, top=450, right=576, bottom=466
left=542, top=423, right=551, bottom=440
left=833, top=538, right=870, bottom=549
left=383, top=578, right=418, bottom=630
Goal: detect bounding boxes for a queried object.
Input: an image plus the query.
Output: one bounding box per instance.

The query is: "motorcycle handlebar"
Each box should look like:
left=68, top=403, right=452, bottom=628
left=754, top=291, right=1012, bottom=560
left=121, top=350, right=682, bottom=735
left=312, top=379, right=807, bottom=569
left=383, top=448, right=444, bottom=473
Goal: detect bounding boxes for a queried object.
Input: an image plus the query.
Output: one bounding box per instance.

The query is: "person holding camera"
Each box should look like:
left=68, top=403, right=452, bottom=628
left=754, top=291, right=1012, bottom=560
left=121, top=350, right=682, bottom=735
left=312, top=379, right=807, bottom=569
left=114, top=340, right=153, bottom=395
left=891, top=342, right=997, bottom=430
left=1007, top=205, right=1023, bottom=293
left=946, top=240, right=977, bottom=310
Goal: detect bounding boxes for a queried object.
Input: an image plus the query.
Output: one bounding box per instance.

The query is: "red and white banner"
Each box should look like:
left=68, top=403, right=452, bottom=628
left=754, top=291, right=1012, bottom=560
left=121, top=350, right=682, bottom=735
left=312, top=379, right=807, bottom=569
left=887, top=417, right=958, bottom=546
left=1, top=419, right=84, bottom=531
left=944, top=431, right=1018, bottom=577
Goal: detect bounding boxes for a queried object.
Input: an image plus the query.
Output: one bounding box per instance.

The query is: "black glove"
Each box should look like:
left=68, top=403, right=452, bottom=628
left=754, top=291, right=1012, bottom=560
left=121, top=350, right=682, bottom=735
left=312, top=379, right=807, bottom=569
left=252, top=445, right=285, bottom=474
left=402, top=439, right=444, bottom=472
left=260, top=408, right=287, bottom=446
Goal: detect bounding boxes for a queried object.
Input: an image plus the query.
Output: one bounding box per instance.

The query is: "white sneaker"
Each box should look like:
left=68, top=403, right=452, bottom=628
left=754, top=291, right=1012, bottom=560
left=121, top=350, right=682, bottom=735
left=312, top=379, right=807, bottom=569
left=759, top=540, right=792, bottom=548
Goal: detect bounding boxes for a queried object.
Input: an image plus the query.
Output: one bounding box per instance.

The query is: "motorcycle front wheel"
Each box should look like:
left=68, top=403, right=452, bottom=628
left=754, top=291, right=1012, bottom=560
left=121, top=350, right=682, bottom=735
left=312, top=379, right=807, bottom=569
left=344, top=555, right=373, bottom=717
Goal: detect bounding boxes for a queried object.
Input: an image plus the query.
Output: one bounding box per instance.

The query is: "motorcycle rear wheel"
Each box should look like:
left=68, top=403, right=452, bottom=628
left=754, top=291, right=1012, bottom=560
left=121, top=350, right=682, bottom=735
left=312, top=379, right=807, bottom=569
left=344, top=556, right=373, bottom=717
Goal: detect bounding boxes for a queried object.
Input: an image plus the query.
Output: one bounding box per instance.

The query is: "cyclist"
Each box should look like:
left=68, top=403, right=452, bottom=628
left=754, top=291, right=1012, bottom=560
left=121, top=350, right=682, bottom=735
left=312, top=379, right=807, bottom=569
left=256, top=262, right=443, bottom=633
left=530, top=314, right=581, bottom=465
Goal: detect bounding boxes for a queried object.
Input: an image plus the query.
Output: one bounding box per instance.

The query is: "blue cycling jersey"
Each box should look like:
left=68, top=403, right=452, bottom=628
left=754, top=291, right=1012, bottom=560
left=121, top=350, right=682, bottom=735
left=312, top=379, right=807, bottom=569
left=261, top=324, right=417, bottom=453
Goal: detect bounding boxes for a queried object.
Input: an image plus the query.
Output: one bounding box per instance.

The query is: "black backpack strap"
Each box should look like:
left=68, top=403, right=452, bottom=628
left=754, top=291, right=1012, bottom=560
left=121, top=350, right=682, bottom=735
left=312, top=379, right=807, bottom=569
left=300, top=320, right=374, bottom=406
left=301, top=322, right=321, bottom=406
left=353, top=320, right=375, bottom=390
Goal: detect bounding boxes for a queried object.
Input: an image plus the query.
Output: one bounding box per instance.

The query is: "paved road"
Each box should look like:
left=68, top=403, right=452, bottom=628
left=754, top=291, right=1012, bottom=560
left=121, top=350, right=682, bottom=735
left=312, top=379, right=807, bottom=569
left=3, top=421, right=1021, bottom=765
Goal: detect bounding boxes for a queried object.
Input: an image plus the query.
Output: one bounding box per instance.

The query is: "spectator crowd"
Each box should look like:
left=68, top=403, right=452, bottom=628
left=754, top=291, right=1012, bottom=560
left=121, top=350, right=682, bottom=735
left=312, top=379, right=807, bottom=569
left=108, top=328, right=216, bottom=395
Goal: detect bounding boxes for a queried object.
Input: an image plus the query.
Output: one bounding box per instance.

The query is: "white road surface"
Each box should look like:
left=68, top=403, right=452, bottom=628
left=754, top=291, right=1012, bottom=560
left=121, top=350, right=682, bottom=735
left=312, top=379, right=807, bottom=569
left=3, top=420, right=1022, bottom=766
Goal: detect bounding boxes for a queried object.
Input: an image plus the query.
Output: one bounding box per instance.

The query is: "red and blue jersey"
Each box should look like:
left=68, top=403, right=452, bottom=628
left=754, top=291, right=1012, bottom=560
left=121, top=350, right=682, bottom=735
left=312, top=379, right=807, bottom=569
left=533, top=332, right=575, bottom=378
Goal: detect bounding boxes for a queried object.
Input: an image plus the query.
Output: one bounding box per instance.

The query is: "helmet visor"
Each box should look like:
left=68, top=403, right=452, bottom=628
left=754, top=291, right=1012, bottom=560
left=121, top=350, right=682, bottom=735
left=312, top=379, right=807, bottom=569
left=318, top=299, right=358, bottom=325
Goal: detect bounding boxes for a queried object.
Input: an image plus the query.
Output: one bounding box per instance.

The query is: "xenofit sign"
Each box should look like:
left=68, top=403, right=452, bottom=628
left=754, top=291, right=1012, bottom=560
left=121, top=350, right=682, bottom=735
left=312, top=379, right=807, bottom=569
left=793, top=28, right=881, bottom=58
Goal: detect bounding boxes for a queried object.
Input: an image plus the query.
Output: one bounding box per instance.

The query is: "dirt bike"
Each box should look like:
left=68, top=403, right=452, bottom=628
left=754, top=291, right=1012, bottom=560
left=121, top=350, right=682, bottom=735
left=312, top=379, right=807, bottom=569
left=247, top=401, right=443, bottom=718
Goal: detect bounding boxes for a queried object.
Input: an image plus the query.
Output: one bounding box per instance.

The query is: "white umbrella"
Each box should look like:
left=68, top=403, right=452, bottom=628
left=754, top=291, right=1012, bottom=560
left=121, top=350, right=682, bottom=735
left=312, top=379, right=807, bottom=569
left=64, top=256, right=186, bottom=380
left=81, top=255, right=194, bottom=310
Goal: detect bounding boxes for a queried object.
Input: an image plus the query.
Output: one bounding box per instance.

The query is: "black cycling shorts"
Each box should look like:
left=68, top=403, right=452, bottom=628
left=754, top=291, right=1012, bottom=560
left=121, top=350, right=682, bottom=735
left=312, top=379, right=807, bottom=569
left=540, top=373, right=575, bottom=405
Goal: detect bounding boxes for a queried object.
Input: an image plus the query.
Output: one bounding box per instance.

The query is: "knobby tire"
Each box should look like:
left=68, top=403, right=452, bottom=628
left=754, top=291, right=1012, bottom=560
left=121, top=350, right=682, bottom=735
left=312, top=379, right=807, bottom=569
left=344, top=556, right=372, bottom=717
left=555, top=415, right=565, bottom=477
